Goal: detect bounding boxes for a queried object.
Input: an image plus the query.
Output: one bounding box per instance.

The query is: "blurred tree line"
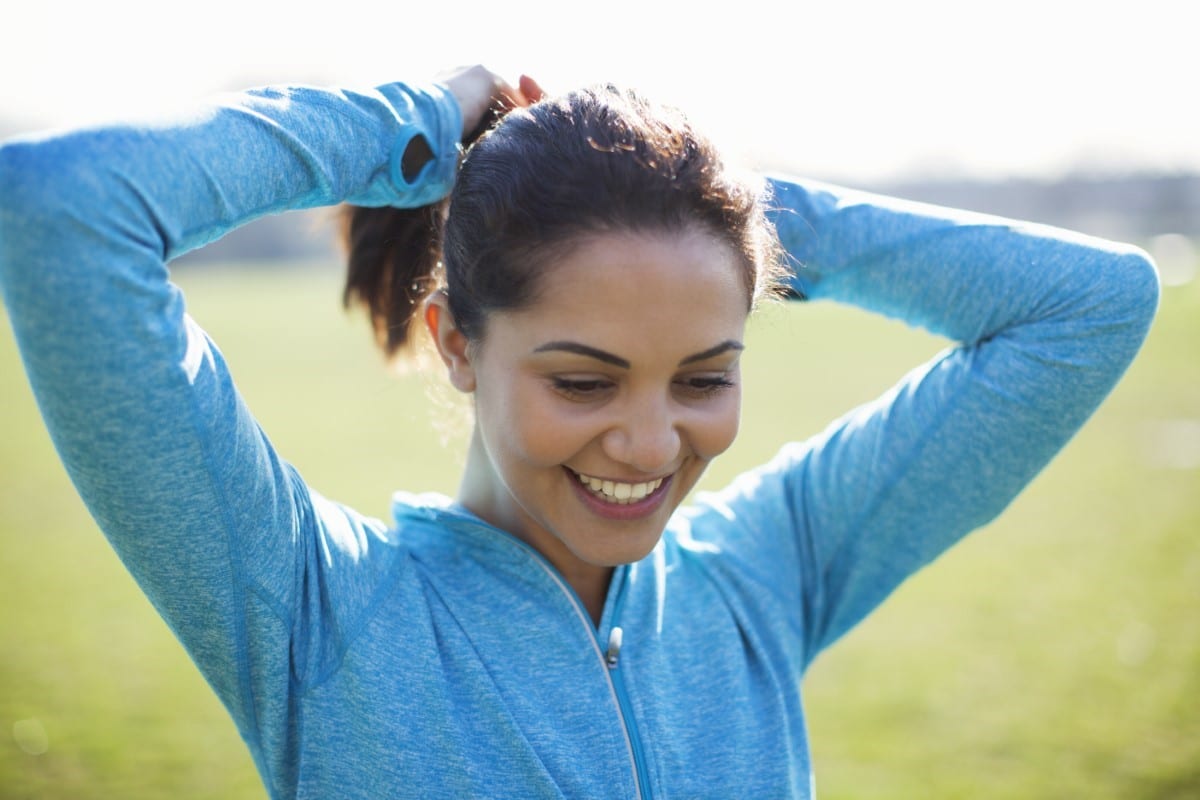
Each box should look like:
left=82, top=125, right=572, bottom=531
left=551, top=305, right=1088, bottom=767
left=168, top=171, right=1200, bottom=267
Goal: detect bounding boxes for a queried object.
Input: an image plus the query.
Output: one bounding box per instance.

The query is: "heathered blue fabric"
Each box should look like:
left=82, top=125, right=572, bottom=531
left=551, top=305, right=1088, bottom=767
left=0, top=82, right=1159, bottom=799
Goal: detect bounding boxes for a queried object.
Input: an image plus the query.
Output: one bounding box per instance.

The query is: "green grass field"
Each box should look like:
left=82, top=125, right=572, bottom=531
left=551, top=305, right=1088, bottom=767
left=2, top=257, right=1197, bottom=799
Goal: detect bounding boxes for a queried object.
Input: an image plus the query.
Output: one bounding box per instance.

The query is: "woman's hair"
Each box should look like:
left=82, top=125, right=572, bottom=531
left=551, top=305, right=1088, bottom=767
left=340, top=84, right=785, bottom=360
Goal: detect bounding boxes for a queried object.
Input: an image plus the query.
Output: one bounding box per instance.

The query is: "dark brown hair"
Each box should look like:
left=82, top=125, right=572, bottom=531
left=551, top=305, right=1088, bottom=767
left=341, top=85, right=784, bottom=360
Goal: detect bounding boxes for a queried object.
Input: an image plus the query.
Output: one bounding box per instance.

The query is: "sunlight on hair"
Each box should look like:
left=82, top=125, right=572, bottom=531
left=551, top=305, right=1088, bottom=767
left=425, top=379, right=473, bottom=455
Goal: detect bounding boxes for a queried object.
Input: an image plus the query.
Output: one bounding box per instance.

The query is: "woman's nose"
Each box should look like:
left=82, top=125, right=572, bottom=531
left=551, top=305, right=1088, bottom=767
left=601, top=400, right=682, bottom=474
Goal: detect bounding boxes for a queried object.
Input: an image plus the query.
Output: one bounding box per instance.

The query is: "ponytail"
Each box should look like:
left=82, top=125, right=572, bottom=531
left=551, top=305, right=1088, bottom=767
left=339, top=202, right=444, bottom=360
left=340, top=112, right=504, bottom=361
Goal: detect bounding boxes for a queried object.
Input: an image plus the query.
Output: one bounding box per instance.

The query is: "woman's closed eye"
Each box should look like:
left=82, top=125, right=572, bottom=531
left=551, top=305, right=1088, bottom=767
left=550, top=376, right=616, bottom=400
left=548, top=373, right=737, bottom=401
left=675, top=374, right=737, bottom=398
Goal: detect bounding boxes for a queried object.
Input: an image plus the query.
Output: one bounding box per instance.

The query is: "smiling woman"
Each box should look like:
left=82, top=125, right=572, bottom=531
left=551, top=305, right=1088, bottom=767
left=434, top=228, right=752, bottom=615
left=0, top=64, right=1160, bottom=799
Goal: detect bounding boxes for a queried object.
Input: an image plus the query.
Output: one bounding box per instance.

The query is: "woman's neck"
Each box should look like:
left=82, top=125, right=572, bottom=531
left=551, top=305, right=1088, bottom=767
left=457, top=429, right=614, bottom=626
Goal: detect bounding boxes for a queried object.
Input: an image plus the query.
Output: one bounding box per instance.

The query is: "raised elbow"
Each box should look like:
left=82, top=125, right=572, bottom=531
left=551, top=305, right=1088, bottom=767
left=0, top=135, right=95, bottom=227
left=0, top=140, right=47, bottom=289
left=2, top=139, right=50, bottom=216
left=1105, top=245, right=1161, bottom=343
left=0, top=132, right=134, bottom=317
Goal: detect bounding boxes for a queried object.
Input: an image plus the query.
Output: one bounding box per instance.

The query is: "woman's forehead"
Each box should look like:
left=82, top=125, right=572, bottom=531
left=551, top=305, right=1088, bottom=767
left=542, top=228, right=746, bottom=297
left=487, top=229, right=750, bottom=362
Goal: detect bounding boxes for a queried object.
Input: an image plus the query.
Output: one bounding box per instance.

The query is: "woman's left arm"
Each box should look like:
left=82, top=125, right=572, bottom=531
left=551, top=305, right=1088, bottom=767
left=693, top=174, right=1159, bottom=665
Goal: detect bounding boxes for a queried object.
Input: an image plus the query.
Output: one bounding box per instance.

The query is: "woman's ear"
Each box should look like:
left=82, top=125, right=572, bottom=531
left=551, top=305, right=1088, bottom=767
left=424, top=291, right=476, bottom=393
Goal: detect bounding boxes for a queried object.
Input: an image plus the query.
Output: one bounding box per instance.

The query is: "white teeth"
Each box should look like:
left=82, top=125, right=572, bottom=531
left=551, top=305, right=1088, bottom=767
left=573, top=471, right=665, bottom=505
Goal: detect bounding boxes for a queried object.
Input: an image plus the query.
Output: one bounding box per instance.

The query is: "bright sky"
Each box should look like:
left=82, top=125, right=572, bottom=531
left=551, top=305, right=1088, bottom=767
left=2, top=0, right=1194, bottom=183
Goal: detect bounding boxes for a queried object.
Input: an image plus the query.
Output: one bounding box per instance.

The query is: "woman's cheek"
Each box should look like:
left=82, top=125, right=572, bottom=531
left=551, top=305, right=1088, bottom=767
left=700, top=393, right=739, bottom=455
left=509, top=394, right=590, bottom=465
left=696, top=393, right=742, bottom=460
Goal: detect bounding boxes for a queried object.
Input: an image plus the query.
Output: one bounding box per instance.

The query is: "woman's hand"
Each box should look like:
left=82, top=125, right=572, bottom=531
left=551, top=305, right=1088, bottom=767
left=437, top=65, right=545, bottom=138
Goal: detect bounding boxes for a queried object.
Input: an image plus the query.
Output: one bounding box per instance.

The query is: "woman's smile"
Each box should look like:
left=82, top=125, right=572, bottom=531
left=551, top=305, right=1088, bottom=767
left=566, top=467, right=674, bottom=520
left=569, top=468, right=668, bottom=505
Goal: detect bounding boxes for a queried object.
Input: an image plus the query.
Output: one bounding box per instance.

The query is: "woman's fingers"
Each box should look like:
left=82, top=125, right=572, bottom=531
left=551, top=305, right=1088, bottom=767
left=438, top=65, right=546, bottom=139
left=437, top=64, right=498, bottom=137
left=518, top=74, right=547, bottom=103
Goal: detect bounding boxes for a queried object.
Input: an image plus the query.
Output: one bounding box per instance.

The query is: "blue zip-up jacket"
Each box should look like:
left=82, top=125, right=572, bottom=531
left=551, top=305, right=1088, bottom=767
left=0, top=81, right=1159, bottom=798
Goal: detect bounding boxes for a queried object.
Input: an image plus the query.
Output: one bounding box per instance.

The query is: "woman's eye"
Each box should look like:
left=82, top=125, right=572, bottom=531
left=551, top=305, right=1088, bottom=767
left=676, top=375, right=737, bottom=397
left=551, top=377, right=614, bottom=399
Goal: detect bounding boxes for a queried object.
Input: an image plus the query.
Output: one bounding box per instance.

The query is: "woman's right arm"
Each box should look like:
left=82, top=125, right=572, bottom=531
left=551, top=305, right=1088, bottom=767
left=0, top=79, right=462, bottom=752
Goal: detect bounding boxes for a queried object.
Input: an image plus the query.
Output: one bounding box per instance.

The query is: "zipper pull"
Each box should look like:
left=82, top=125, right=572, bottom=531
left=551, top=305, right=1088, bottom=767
left=606, top=626, right=624, bottom=669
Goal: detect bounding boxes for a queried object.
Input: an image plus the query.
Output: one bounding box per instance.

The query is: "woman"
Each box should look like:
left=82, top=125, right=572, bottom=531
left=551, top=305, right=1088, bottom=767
left=0, top=65, right=1159, bottom=798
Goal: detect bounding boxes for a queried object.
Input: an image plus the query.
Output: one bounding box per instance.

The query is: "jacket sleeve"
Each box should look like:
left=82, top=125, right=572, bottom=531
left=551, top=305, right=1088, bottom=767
left=0, top=82, right=462, bottom=769
left=686, top=174, right=1160, bottom=670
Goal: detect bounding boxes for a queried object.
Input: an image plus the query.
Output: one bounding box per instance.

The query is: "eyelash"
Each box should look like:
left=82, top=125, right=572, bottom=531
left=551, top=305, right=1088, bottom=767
left=551, top=377, right=614, bottom=398
left=550, top=375, right=737, bottom=400
left=682, top=376, right=736, bottom=393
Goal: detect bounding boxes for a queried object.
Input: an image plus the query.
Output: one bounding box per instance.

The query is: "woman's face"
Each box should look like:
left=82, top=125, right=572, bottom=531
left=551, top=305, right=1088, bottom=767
left=448, top=227, right=750, bottom=580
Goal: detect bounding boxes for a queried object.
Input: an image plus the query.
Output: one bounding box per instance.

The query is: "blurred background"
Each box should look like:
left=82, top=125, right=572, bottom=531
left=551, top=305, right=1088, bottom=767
left=2, top=0, right=1197, bottom=797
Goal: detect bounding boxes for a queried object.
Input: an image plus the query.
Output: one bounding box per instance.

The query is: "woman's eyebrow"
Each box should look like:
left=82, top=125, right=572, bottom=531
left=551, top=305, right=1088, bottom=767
left=533, top=341, right=631, bottom=368
left=533, top=339, right=744, bottom=369
left=678, top=340, right=744, bottom=366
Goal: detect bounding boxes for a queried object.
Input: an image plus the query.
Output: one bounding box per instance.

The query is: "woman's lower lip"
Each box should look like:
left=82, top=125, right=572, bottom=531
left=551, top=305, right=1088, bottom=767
left=567, top=469, right=673, bottom=521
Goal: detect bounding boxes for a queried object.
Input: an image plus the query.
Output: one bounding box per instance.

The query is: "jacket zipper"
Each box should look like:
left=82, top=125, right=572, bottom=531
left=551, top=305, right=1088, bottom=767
left=499, top=534, right=653, bottom=800
left=604, top=624, right=654, bottom=798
